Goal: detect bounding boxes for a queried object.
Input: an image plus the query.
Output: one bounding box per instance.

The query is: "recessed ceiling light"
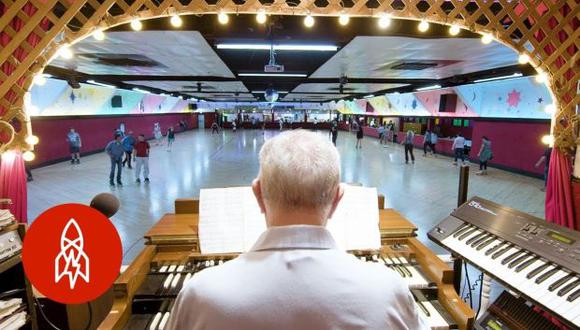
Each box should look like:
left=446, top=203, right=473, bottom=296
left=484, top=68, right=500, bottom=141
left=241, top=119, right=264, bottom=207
left=473, top=73, right=522, bottom=83
left=132, top=87, right=150, bottom=94
left=535, top=71, right=548, bottom=83
left=87, top=80, right=116, bottom=88
left=170, top=15, right=183, bottom=28
left=216, top=44, right=337, bottom=51
left=339, top=14, right=350, bottom=26
left=238, top=73, right=308, bottom=77
left=415, top=84, right=441, bottom=91
left=58, top=44, right=74, bottom=59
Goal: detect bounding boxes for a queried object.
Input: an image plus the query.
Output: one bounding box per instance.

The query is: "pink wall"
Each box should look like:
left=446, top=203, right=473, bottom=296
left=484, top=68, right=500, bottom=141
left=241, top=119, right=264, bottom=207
left=30, top=113, right=198, bottom=166
left=471, top=120, right=549, bottom=175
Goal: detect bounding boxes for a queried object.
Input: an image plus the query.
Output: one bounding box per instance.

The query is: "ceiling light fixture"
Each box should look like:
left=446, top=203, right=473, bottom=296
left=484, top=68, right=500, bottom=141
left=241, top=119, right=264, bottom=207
left=449, top=24, right=461, bottom=36
left=518, top=54, right=530, bottom=64
left=256, top=9, right=267, bottom=24
left=415, top=84, right=441, bottom=91
left=216, top=44, right=338, bottom=51
left=92, top=29, right=105, bottom=41
left=339, top=14, right=350, bottom=26
left=418, top=20, right=429, bottom=32
left=25, top=135, right=39, bottom=146
left=218, top=12, right=229, bottom=25
left=363, top=94, right=375, bottom=99
left=130, top=18, right=143, bottom=31
left=87, top=80, right=116, bottom=88
left=541, top=134, right=553, bottom=146
left=378, top=14, right=392, bottom=29
left=132, top=87, right=150, bottom=94
left=170, top=14, right=183, bottom=27
left=481, top=33, right=493, bottom=44
left=238, top=73, right=308, bottom=77
left=22, top=151, right=35, bottom=162
left=58, top=44, right=74, bottom=59
left=304, top=15, right=315, bottom=28
left=473, top=72, right=522, bottom=83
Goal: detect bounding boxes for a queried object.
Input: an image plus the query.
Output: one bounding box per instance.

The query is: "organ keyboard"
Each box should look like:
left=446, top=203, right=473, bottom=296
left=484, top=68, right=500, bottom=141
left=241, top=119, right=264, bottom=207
left=99, top=198, right=474, bottom=329
left=428, top=197, right=580, bottom=329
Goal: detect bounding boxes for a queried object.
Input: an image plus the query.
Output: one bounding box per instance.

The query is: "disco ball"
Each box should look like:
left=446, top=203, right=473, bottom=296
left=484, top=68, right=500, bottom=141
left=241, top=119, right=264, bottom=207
left=265, top=88, right=279, bottom=103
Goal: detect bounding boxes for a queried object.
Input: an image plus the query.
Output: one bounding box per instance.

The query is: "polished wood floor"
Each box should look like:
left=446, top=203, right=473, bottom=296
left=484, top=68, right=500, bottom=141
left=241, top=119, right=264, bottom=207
left=27, top=128, right=545, bottom=263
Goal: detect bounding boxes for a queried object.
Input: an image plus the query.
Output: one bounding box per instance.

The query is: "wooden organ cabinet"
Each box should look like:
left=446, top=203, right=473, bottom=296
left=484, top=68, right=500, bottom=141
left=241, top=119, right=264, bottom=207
left=99, top=196, right=474, bottom=330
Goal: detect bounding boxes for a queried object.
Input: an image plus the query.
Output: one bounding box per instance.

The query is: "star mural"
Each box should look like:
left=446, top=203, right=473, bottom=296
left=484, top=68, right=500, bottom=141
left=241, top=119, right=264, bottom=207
left=538, top=97, right=544, bottom=104
left=411, top=99, right=418, bottom=110
left=507, top=89, right=521, bottom=107
left=69, top=91, right=76, bottom=103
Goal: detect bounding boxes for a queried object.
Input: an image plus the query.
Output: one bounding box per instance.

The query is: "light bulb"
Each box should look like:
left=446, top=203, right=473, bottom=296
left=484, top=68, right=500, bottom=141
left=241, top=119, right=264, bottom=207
left=92, top=29, right=105, bottom=41
left=25, top=135, right=39, bottom=145
left=518, top=54, right=530, bottom=64
left=218, top=12, right=229, bottom=25
left=545, top=104, right=556, bottom=114
left=130, top=19, right=142, bottom=31
left=304, top=15, right=315, bottom=28
left=1, top=151, right=16, bottom=162
left=378, top=14, right=391, bottom=29
left=541, top=135, right=554, bottom=146
left=418, top=20, right=429, bottom=32
left=339, top=14, right=350, bottom=26
left=449, top=24, right=461, bottom=36
left=170, top=15, right=183, bottom=27
left=58, top=44, right=73, bottom=59
left=535, top=71, right=548, bottom=83
left=256, top=10, right=267, bottom=24
left=481, top=33, right=493, bottom=44
left=33, top=73, right=46, bottom=86
left=23, top=151, right=35, bottom=162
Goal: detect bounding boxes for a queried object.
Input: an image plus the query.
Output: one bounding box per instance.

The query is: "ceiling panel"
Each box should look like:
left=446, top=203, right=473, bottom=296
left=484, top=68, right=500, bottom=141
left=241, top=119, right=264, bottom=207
left=282, top=93, right=349, bottom=102
left=291, top=83, right=408, bottom=94
left=128, top=80, right=249, bottom=93
left=310, top=36, right=519, bottom=80
left=51, top=31, right=235, bottom=77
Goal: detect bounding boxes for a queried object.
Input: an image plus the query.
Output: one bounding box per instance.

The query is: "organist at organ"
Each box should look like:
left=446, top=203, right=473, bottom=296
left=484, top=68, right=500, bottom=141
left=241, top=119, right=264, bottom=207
left=167, top=130, right=428, bottom=329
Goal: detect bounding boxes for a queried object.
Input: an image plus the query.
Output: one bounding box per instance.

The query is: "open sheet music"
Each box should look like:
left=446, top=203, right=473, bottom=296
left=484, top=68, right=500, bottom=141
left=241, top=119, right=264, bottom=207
left=199, top=185, right=380, bottom=253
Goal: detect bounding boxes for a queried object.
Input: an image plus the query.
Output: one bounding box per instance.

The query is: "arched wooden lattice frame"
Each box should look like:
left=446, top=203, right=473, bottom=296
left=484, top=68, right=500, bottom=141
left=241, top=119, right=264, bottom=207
left=0, top=0, right=578, bottom=155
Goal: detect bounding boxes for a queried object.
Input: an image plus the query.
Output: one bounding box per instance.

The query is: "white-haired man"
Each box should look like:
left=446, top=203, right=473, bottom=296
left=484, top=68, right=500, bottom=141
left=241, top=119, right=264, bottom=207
left=168, top=130, right=428, bottom=330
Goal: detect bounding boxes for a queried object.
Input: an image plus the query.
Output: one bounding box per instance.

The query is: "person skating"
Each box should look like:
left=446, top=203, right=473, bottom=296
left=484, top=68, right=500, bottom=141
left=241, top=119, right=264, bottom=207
left=105, top=133, right=125, bottom=186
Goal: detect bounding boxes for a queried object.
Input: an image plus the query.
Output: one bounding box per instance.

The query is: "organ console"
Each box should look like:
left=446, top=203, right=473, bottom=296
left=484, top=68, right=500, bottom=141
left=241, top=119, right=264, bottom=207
left=99, top=197, right=474, bottom=329
left=429, top=196, right=580, bottom=330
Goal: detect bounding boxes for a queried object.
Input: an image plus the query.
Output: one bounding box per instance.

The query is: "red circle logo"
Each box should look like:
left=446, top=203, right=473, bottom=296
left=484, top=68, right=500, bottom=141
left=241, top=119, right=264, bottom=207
left=22, top=204, right=122, bottom=304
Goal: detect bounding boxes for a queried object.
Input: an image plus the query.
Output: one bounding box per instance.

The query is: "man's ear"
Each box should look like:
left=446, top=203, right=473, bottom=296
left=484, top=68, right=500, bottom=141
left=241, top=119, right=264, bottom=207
left=327, top=184, right=345, bottom=219
left=252, top=178, right=267, bottom=214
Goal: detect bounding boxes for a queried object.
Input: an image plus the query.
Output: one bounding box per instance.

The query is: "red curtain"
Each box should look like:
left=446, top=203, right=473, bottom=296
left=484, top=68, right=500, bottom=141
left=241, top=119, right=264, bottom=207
left=0, top=3, right=49, bottom=223
left=0, top=153, right=27, bottom=222
left=545, top=148, right=576, bottom=229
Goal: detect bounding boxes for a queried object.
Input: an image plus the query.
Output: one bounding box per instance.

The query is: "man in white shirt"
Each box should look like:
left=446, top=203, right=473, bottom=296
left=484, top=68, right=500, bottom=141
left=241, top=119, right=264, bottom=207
left=168, top=130, right=428, bottom=330
left=452, top=133, right=466, bottom=165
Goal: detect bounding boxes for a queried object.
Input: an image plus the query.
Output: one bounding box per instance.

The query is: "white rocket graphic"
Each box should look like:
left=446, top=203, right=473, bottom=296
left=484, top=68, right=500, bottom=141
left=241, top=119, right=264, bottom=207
left=54, top=218, right=90, bottom=289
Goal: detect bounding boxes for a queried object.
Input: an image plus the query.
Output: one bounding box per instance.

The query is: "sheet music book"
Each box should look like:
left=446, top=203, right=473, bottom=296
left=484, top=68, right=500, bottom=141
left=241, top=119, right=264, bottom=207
left=199, top=185, right=380, bottom=253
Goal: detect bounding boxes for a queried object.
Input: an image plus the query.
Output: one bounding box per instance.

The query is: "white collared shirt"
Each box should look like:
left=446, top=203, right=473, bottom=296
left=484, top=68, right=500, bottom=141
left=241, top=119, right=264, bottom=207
left=168, top=225, right=429, bottom=330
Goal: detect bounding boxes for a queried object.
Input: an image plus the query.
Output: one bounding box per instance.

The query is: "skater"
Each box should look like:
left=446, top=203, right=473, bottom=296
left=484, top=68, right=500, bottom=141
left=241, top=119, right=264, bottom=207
left=167, top=126, right=175, bottom=151
left=402, top=130, right=415, bottom=164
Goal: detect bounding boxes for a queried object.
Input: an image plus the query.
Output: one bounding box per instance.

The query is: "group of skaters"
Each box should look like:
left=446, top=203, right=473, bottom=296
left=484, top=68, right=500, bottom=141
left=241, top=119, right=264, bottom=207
left=346, top=120, right=494, bottom=176
left=65, top=122, right=183, bottom=187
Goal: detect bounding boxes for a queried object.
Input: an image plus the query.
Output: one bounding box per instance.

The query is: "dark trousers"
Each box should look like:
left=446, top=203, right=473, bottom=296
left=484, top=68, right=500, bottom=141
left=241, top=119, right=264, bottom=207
left=405, top=144, right=415, bottom=163
left=479, top=160, right=488, bottom=170
left=332, top=134, right=337, bottom=146
left=110, top=158, right=122, bottom=183
left=423, top=142, right=431, bottom=155
left=454, top=148, right=465, bottom=162
left=122, top=151, right=132, bottom=168
left=431, top=143, right=436, bottom=154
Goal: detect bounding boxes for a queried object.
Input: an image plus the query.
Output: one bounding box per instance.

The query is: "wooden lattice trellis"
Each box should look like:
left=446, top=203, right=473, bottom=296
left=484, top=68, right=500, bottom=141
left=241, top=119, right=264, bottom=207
left=0, top=0, right=578, bottom=154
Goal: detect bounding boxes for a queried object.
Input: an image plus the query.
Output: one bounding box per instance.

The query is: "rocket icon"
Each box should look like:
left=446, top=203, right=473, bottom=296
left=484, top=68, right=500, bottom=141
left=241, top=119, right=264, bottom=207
left=54, top=218, right=90, bottom=289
